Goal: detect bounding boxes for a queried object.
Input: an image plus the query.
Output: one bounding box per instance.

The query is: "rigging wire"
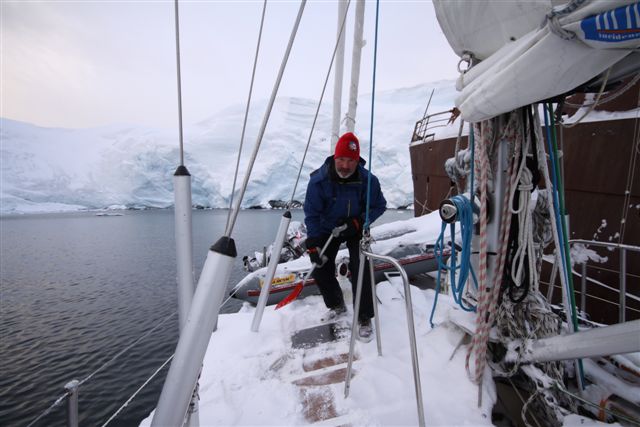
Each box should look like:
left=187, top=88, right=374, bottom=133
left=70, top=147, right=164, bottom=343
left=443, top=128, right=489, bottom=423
left=618, top=86, right=640, bottom=244
left=25, top=393, right=68, bottom=427
left=101, top=354, right=175, bottom=427
left=78, top=311, right=177, bottom=387
left=288, top=0, right=352, bottom=206
left=25, top=311, right=178, bottom=427
left=364, top=0, right=380, bottom=231
left=174, top=0, right=185, bottom=166
left=224, top=0, right=307, bottom=238
left=225, top=0, right=268, bottom=234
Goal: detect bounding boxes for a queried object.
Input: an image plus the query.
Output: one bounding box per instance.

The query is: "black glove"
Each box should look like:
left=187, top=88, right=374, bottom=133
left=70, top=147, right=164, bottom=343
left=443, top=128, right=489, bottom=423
left=339, top=217, right=362, bottom=238
left=307, top=246, right=327, bottom=268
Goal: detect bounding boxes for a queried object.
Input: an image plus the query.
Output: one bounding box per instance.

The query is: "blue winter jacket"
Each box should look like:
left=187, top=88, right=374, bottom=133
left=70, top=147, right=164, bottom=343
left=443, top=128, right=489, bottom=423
left=304, top=156, right=387, bottom=239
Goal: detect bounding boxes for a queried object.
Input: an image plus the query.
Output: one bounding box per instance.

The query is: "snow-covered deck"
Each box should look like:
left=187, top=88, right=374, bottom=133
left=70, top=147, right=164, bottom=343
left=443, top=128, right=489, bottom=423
left=144, top=276, right=496, bottom=426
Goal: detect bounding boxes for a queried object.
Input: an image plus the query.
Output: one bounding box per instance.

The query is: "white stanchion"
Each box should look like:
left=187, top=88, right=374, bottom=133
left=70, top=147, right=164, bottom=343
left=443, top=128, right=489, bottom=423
left=173, top=168, right=195, bottom=331
left=251, top=211, right=292, bottom=332
left=151, top=238, right=236, bottom=427
left=173, top=167, right=199, bottom=427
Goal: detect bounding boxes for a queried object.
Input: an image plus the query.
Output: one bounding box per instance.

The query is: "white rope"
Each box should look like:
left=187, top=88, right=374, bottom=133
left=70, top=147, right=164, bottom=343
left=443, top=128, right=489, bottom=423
left=533, top=108, right=574, bottom=331
left=561, top=67, right=611, bottom=129
left=101, top=354, right=175, bottom=427
left=564, top=72, right=640, bottom=108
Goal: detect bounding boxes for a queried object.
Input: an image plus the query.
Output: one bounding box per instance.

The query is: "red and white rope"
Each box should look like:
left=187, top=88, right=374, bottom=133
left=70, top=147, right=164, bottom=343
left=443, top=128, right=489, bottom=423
left=467, top=113, right=522, bottom=385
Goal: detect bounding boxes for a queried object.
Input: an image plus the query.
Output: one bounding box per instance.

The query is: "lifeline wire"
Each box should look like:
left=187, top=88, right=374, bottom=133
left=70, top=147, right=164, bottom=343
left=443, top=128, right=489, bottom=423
left=174, top=0, right=185, bottom=166
left=288, top=0, right=352, bottom=206
left=364, top=0, right=380, bottom=230
left=225, top=0, right=268, bottom=234
left=101, top=354, right=175, bottom=427
left=25, top=311, right=177, bottom=427
left=225, top=0, right=307, bottom=238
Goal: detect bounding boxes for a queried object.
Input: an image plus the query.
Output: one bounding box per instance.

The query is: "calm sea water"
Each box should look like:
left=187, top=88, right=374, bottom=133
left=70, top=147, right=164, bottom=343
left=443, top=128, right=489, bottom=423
left=0, top=208, right=411, bottom=426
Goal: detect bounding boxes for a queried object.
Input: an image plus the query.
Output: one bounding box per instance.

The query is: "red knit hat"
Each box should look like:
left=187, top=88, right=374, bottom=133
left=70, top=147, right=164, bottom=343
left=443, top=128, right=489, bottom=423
left=334, top=132, right=360, bottom=160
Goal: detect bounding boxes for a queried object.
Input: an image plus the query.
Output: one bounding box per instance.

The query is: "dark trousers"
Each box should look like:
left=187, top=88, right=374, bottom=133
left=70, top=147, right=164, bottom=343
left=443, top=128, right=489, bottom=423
left=311, top=235, right=374, bottom=322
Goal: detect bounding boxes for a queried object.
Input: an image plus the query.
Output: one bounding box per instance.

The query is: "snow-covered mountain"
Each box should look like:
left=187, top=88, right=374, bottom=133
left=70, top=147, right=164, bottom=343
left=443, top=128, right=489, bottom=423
left=0, top=80, right=457, bottom=214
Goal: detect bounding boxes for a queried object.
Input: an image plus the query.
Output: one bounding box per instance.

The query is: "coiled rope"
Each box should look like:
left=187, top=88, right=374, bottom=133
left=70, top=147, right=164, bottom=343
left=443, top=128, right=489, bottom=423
left=429, top=195, right=477, bottom=328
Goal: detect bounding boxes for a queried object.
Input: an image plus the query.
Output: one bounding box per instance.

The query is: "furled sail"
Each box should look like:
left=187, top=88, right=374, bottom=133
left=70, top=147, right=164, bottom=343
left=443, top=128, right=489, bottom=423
left=434, top=0, right=640, bottom=122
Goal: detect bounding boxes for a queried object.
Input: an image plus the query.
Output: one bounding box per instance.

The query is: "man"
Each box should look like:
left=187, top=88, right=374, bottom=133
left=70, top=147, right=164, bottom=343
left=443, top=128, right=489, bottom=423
left=304, top=132, right=387, bottom=342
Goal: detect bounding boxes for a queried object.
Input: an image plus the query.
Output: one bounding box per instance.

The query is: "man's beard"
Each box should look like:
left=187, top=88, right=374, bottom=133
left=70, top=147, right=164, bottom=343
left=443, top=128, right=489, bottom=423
left=336, top=169, right=354, bottom=179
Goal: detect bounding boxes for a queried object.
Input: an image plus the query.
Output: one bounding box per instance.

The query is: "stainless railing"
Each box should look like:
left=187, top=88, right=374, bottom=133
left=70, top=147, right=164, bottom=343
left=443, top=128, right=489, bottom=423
left=544, top=240, right=640, bottom=324
left=344, top=246, right=425, bottom=427
left=411, top=108, right=457, bottom=144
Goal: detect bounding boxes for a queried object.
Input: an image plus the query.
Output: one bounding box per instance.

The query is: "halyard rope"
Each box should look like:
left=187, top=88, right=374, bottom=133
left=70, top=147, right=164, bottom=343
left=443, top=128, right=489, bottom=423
left=468, top=113, right=521, bottom=385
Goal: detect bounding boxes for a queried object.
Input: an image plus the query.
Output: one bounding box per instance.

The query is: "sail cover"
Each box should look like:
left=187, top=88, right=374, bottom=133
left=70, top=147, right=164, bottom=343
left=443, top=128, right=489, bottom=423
left=434, top=0, right=640, bottom=122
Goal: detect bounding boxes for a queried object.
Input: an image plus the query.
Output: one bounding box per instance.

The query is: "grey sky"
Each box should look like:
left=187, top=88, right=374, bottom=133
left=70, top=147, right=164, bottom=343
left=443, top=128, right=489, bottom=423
left=1, top=1, right=460, bottom=129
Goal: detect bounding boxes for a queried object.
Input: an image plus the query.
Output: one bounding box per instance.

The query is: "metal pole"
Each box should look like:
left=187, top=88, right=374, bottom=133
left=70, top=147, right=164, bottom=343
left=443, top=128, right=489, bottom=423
left=580, top=262, right=587, bottom=316
left=331, top=0, right=348, bottom=151
left=547, top=253, right=558, bottom=301
left=344, top=0, right=365, bottom=133
left=368, top=251, right=382, bottom=356
left=344, top=250, right=367, bottom=398
left=620, top=248, right=627, bottom=323
left=152, top=237, right=236, bottom=426
left=251, top=211, right=292, bottom=331
left=523, top=319, right=640, bottom=363
left=351, top=251, right=426, bottom=427
left=174, top=168, right=200, bottom=427
left=174, top=169, right=195, bottom=332
left=64, top=380, right=79, bottom=427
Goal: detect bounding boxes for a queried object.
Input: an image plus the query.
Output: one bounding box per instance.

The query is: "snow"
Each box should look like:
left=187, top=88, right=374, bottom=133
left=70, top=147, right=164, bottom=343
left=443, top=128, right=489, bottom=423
left=141, top=277, right=496, bottom=426
left=3, top=79, right=635, bottom=215
left=0, top=80, right=458, bottom=215
left=139, top=210, right=636, bottom=426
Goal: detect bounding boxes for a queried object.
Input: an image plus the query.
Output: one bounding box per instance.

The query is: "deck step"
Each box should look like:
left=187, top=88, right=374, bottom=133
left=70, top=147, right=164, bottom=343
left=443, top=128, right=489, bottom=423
left=298, top=386, right=340, bottom=424
left=291, top=322, right=350, bottom=349
left=303, top=352, right=354, bottom=372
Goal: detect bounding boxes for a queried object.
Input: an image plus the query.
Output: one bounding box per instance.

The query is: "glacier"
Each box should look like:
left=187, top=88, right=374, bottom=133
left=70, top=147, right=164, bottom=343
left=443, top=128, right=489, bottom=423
left=0, top=80, right=458, bottom=214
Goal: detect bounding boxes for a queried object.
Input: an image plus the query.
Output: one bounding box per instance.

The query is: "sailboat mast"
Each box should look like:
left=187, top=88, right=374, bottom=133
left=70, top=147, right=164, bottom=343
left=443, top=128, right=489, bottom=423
left=345, top=0, right=365, bottom=133
left=330, top=0, right=348, bottom=153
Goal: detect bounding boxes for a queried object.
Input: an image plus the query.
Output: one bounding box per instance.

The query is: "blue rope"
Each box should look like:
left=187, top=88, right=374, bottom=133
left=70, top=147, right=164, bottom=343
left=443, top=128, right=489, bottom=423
left=542, top=105, right=572, bottom=309
left=364, top=0, right=380, bottom=231
left=429, top=195, right=477, bottom=328
left=469, top=123, right=475, bottom=194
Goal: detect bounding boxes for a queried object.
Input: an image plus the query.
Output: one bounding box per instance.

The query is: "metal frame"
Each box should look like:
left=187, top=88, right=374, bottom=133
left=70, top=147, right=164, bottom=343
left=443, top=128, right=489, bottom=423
left=543, top=239, right=640, bottom=324
left=344, top=244, right=425, bottom=427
